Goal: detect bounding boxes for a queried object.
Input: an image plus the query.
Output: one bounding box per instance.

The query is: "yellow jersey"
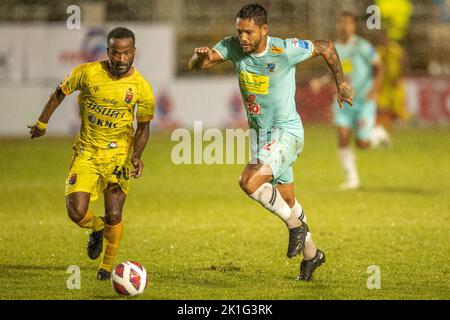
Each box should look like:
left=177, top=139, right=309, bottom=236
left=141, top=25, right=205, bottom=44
left=60, top=61, right=155, bottom=154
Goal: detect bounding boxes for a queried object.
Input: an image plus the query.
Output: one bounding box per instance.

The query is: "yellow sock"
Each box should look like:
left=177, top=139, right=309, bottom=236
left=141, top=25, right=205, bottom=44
left=99, top=222, right=124, bottom=272
left=75, top=209, right=104, bottom=232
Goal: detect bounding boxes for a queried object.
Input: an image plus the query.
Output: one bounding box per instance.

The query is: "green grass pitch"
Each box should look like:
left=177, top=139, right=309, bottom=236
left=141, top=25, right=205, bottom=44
left=0, top=125, right=449, bottom=299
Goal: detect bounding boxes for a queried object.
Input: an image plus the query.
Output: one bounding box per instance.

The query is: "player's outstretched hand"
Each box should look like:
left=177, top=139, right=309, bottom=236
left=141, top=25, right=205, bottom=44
left=337, top=82, right=354, bottom=109
left=131, top=158, right=144, bottom=178
left=194, top=47, right=214, bottom=61
left=27, top=124, right=46, bottom=139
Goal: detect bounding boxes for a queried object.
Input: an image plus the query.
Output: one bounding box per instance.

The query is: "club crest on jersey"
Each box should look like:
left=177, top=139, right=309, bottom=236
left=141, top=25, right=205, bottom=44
left=267, top=63, right=276, bottom=73
left=124, top=88, right=134, bottom=103
left=68, top=173, right=77, bottom=185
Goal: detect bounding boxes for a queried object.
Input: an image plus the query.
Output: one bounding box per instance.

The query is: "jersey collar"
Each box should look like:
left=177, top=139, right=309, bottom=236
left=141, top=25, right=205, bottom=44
left=250, top=36, right=271, bottom=58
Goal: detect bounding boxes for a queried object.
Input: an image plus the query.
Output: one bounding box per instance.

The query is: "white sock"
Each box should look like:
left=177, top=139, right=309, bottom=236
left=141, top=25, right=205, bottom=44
left=291, top=200, right=306, bottom=223
left=338, top=146, right=359, bottom=183
left=249, top=183, right=291, bottom=222
left=303, top=232, right=317, bottom=261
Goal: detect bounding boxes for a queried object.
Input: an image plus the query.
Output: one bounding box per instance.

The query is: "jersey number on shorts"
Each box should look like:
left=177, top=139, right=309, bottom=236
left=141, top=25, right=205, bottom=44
left=112, top=166, right=129, bottom=181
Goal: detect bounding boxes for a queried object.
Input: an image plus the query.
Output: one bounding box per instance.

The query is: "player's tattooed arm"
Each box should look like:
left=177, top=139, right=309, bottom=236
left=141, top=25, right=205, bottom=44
left=131, top=121, right=150, bottom=178
left=188, top=47, right=225, bottom=71
left=311, top=40, right=354, bottom=108
left=28, top=86, right=66, bottom=139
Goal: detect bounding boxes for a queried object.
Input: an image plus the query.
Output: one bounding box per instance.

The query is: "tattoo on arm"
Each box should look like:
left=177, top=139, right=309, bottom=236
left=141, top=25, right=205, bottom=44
left=312, top=40, right=345, bottom=88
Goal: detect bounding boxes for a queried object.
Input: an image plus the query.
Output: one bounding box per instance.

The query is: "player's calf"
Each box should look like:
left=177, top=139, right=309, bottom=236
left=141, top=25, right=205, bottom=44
left=87, top=216, right=105, bottom=260
left=249, top=183, right=308, bottom=258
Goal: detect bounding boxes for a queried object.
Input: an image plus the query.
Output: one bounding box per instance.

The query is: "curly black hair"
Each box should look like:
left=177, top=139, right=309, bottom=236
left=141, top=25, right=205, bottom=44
left=237, top=3, right=268, bottom=26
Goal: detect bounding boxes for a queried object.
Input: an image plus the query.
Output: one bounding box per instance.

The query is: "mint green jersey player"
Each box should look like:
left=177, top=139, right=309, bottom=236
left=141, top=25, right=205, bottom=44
left=213, top=36, right=314, bottom=184
left=333, top=35, right=380, bottom=140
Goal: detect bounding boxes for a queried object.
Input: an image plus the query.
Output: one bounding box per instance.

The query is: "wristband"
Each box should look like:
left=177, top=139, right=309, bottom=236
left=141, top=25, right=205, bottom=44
left=36, top=120, right=47, bottom=130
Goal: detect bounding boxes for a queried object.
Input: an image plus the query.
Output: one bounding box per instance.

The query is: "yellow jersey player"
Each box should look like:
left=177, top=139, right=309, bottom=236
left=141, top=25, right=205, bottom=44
left=28, top=27, right=155, bottom=280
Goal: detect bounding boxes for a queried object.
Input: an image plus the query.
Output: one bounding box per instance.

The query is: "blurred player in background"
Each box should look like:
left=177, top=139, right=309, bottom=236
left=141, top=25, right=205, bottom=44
left=376, top=28, right=408, bottom=128
left=330, top=11, right=388, bottom=190
left=28, top=27, right=155, bottom=280
left=188, top=3, right=354, bottom=281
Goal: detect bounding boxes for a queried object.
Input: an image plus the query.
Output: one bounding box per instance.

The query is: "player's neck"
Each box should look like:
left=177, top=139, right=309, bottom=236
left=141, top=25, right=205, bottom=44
left=254, top=35, right=269, bottom=54
left=339, top=34, right=355, bottom=44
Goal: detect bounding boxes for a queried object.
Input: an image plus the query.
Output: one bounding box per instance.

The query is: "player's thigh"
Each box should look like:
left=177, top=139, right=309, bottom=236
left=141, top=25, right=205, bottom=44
left=65, top=153, right=101, bottom=202
left=262, top=130, right=303, bottom=184
left=101, top=153, right=131, bottom=199
left=101, top=154, right=131, bottom=224
left=355, top=100, right=376, bottom=144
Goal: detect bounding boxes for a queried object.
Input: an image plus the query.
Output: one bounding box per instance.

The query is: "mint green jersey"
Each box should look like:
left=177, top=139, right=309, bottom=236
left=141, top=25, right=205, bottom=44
left=335, top=35, right=380, bottom=102
left=213, top=36, right=313, bottom=138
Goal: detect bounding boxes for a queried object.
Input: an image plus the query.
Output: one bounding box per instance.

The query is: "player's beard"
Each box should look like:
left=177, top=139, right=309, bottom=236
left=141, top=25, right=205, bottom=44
left=110, top=59, right=134, bottom=78
left=241, top=37, right=262, bottom=54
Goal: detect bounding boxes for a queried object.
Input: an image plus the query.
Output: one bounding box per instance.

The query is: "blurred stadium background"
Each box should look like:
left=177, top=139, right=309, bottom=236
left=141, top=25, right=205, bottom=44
left=0, top=0, right=449, bottom=300
left=0, top=0, right=450, bottom=132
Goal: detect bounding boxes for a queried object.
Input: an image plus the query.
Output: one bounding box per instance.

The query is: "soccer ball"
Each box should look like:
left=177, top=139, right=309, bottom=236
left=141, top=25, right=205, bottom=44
left=111, top=261, right=148, bottom=297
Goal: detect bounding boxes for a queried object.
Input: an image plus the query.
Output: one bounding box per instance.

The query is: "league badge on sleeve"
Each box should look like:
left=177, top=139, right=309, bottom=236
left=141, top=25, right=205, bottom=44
left=125, top=88, right=134, bottom=103
left=291, top=38, right=309, bottom=50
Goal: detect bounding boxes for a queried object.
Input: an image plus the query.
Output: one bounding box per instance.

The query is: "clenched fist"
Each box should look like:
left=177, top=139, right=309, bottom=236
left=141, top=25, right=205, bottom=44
left=337, top=82, right=354, bottom=109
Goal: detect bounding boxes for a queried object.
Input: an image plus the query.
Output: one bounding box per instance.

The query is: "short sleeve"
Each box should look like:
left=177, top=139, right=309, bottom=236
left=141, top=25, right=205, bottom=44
left=136, top=80, right=155, bottom=122
left=286, top=38, right=314, bottom=66
left=359, top=40, right=380, bottom=64
left=212, top=37, right=234, bottom=61
left=60, top=64, right=88, bottom=95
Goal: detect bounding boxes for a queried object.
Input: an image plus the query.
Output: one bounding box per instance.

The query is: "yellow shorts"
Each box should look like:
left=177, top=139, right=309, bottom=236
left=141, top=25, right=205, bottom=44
left=65, top=150, right=132, bottom=201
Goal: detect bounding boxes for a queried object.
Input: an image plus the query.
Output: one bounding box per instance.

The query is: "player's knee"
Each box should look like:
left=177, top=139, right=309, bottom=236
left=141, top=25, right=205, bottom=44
left=339, top=139, right=350, bottom=148
left=239, top=175, right=258, bottom=195
left=338, top=134, right=351, bottom=147
left=356, top=140, right=370, bottom=149
left=66, top=202, right=88, bottom=223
